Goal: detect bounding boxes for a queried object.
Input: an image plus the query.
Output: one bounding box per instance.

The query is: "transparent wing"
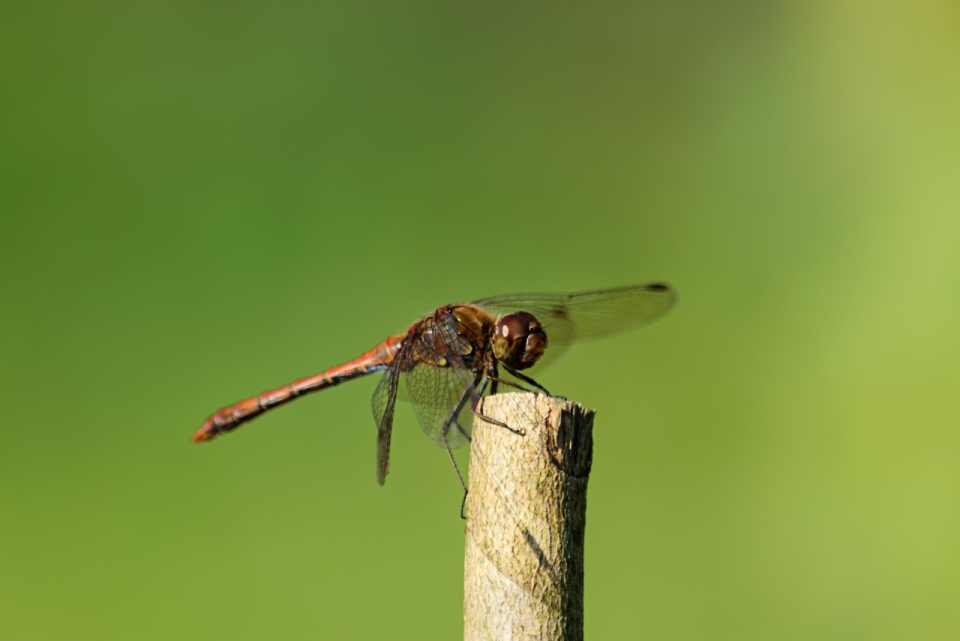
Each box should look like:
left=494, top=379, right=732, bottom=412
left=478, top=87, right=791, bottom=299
left=475, top=283, right=676, bottom=374
left=405, top=364, right=476, bottom=449
left=371, top=361, right=402, bottom=485
left=475, top=283, right=676, bottom=344
left=403, top=312, right=478, bottom=450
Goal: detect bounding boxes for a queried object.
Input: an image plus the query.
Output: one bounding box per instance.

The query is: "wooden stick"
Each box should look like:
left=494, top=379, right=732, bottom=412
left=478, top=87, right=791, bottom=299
left=463, top=393, right=595, bottom=641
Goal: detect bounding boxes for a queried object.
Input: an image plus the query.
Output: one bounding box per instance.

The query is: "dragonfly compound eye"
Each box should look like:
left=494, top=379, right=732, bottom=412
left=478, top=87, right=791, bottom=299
left=493, top=312, right=547, bottom=370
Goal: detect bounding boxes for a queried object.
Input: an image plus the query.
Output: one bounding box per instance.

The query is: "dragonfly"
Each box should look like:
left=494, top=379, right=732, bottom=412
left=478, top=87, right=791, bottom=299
left=193, top=283, right=676, bottom=487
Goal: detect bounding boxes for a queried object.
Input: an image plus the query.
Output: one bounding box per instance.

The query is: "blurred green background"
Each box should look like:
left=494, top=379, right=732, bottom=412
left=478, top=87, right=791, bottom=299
left=2, top=1, right=959, bottom=639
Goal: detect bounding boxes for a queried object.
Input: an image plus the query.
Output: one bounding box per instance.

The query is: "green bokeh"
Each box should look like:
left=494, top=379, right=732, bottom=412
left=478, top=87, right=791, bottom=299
left=2, top=1, right=959, bottom=639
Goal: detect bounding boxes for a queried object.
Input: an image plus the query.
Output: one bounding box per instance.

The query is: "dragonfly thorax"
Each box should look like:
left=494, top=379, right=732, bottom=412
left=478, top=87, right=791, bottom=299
left=492, top=312, right=547, bottom=370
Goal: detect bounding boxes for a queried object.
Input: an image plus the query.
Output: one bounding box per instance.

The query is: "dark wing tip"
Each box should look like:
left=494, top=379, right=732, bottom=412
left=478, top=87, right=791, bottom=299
left=645, top=282, right=678, bottom=310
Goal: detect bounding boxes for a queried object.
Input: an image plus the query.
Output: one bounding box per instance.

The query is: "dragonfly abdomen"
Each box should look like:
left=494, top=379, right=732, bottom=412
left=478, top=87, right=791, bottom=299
left=192, top=335, right=403, bottom=443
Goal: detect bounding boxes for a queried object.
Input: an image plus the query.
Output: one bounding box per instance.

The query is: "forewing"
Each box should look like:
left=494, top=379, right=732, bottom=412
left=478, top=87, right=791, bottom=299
left=404, top=312, right=477, bottom=450
left=475, top=283, right=675, bottom=374
left=475, top=283, right=676, bottom=344
left=371, top=362, right=402, bottom=485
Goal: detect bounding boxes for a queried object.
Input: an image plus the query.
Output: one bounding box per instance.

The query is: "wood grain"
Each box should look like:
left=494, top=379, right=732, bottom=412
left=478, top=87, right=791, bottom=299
left=464, top=393, right=595, bottom=641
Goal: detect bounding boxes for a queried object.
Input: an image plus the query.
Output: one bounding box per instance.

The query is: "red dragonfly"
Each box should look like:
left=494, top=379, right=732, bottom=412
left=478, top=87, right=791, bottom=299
left=193, top=284, right=676, bottom=486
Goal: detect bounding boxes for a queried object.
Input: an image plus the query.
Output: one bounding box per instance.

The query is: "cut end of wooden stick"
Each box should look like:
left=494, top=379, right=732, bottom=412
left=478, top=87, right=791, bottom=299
left=464, top=393, right=595, bottom=641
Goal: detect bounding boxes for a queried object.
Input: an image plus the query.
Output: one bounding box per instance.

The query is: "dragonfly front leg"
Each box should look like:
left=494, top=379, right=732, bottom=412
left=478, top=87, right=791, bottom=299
left=486, top=375, right=530, bottom=392
left=501, top=364, right=552, bottom=396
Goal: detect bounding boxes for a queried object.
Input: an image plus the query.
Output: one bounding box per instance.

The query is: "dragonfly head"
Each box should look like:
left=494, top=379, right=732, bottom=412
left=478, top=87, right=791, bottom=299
left=492, top=312, right=547, bottom=371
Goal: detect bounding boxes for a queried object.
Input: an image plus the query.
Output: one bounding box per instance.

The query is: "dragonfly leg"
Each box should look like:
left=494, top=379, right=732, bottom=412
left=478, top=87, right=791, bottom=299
left=442, top=434, right=469, bottom=520
left=471, top=409, right=524, bottom=436
left=470, top=367, right=526, bottom=435
left=486, top=375, right=532, bottom=392
left=443, top=435, right=467, bottom=493
left=441, top=384, right=476, bottom=497
left=470, top=380, right=525, bottom=436
left=502, top=365, right=552, bottom=396
left=452, top=418, right=471, bottom=443
left=452, top=375, right=491, bottom=444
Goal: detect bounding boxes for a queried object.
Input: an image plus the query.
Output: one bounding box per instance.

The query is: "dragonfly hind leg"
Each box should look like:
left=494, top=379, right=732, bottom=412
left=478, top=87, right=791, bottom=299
left=439, top=387, right=477, bottom=519
left=452, top=418, right=471, bottom=443
left=440, top=384, right=478, bottom=495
